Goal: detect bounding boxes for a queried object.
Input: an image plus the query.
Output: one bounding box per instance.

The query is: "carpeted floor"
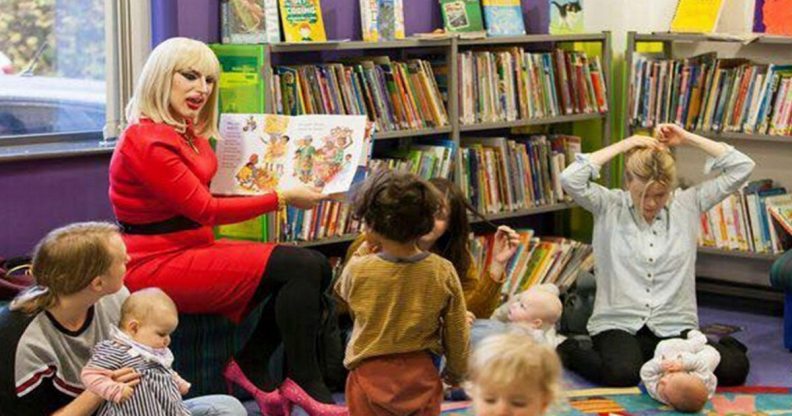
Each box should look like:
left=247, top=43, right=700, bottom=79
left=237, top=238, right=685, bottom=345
left=441, top=386, right=792, bottom=415
left=244, top=299, right=791, bottom=415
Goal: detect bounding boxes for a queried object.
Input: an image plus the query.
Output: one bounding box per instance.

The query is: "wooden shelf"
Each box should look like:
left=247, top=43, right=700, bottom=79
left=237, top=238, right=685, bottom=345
left=292, top=234, right=359, bottom=248
left=692, top=130, right=792, bottom=144
left=697, top=246, right=780, bottom=261
left=374, top=126, right=452, bottom=140
left=459, top=113, right=606, bottom=132
left=471, top=202, right=577, bottom=223
left=459, top=33, right=607, bottom=46
left=633, top=32, right=792, bottom=45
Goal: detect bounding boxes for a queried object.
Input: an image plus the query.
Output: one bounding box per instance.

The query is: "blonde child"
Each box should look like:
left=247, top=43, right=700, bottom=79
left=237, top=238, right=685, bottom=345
left=81, top=288, right=191, bottom=415
left=640, top=330, right=720, bottom=413
left=471, top=284, right=563, bottom=348
left=0, top=222, right=245, bottom=416
left=335, top=170, right=469, bottom=415
left=466, top=332, right=563, bottom=416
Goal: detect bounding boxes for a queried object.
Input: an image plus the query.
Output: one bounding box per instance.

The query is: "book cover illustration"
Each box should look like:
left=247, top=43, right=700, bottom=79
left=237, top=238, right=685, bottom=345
left=360, top=0, right=405, bottom=41
left=481, top=0, right=526, bottom=37
left=279, top=0, right=327, bottom=42
left=221, top=0, right=280, bottom=43
left=212, top=114, right=369, bottom=196
left=549, top=0, right=583, bottom=34
left=439, top=0, right=485, bottom=33
left=670, top=0, right=725, bottom=33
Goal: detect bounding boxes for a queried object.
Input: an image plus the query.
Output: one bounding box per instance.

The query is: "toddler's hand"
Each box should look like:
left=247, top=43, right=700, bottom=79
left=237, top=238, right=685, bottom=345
left=465, top=311, right=475, bottom=327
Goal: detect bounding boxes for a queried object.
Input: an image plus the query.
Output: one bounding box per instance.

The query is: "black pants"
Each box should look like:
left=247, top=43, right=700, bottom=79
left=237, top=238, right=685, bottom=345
left=235, top=245, right=334, bottom=402
left=557, top=326, right=750, bottom=387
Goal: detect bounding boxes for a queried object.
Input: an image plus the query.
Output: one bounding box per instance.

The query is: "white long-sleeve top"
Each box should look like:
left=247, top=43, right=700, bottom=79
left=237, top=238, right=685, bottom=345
left=559, top=147, right=755, bottom=336
left=640, top=330, right=721, bottom=403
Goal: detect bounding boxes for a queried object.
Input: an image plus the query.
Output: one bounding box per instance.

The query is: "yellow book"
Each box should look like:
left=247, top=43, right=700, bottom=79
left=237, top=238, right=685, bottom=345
left=279, top=0, right=327, bottom=42
left=670, top=0, right=725, bottom=33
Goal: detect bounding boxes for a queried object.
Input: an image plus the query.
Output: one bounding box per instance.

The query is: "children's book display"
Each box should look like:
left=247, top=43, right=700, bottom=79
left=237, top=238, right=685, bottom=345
left=758, top=0, right=792, bottom=35
left=211, top=114, right=370, bottom=197
left=549, top=0, right=583, bottom=34
left=439, top=0, right=486, bottom=36
left=670, top=0, right=725, bottom=33
left=221, top=0, right=280, bottom=43
left=481, top=0, right=526, bottom=37
left=279, top=0, right=328, bottom=42
left=360, top=0, right=405, bottom=42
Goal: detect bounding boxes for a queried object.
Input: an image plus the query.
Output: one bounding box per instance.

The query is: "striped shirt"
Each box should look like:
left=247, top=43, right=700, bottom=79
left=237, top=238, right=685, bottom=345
left=335, top=252, right=470, bottom=384
left=86, top=340, right=189, bottom=416
left=560, top=147, right=754, bottom=337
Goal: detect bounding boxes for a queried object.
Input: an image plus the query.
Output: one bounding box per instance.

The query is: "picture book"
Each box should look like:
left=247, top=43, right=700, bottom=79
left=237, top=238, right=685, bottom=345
left=481, top=0, right=526, bottom=37
left=549, top=0, right=584, bottom=34
left=439, top=0, right=485, bottom=34
left=279, top=0, right=327, bottom=42
left=360, top=0, right=405, bottom=41
left=221, top=0, right=280, bottom=44
left=211, top=114, right=370, bottom=197
left=670, top=0, right=725, bottom=33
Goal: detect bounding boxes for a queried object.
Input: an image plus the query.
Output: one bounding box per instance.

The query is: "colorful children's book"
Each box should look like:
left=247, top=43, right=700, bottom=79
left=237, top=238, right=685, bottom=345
left=211, top=114, right=369, bottom=196
left=279, top=0, right=327, bottom=42
left=481, top=0, right=526, bottom=37
left=221, top=0, right=280, bottom=43
left=761, top=0, right=792, bottom=35
left=670, top=0, right=725, bottom=33
left=360, top=0, right=406, bottom=41
left=549, top=0, right=584, bottom=34
left=439, top=0, right=485, bottom=34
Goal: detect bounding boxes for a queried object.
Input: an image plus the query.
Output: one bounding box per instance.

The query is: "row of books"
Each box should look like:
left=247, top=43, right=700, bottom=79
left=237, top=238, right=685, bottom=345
left=368, top=139, right=457, bottom=181
left=470, top=229, right=594, bottom=299
left=460, top=135, right=581, bottom=214
left=630, top=54, right=792, bottom=136
left=271, top=58, right=449, bottom=133
left=698, top=179, right=792, bottom=255
left=458, top=48, right=608, bottom=125
left=277, top=201, right=363, bottom=243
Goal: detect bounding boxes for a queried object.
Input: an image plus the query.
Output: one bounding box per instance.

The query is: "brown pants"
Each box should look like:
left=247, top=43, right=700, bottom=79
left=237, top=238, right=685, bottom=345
left=345, top=351, right=443, bottom=416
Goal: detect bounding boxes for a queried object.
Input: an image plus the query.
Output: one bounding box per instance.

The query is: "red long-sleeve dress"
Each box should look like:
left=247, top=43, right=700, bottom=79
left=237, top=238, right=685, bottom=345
left=109, top=119, right=279, bottom=323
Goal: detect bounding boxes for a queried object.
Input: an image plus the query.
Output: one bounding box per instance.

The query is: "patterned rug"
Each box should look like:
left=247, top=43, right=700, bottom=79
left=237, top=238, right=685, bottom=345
left=441, top=386, right=792, bottom=415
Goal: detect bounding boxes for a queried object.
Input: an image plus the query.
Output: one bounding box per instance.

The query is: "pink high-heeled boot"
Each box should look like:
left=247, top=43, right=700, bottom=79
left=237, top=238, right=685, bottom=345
left=280, top=378, right=348, bottom=416
left=223, top=359, right=291, bottom=416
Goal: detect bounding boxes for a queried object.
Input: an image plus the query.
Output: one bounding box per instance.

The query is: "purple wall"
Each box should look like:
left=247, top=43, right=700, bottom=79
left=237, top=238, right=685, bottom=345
left=0, top=155, right=114, bottom=256
left=3, top=0, right=549, bottom=257
left=154, top=0, right=547, bottom=45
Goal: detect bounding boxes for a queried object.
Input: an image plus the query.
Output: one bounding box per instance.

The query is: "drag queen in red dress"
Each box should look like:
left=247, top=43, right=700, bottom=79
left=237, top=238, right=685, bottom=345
left=109, top=37, right=347, bottom=416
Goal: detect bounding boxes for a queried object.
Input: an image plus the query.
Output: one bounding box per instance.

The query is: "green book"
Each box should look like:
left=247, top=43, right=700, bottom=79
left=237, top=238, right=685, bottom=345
left=439, top=0, right=484, bottom=33
left=210, top=44, right=270, bottom=242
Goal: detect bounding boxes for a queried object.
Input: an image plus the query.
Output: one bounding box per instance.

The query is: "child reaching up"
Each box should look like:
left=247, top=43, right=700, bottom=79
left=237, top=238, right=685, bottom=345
left=466, top=332, right=563, bottom=416
left=82, top=288, right=190, bottom=415
left=335, top=170, right=469, bottom=416
left=640, top=330, right=720, bottom=413
left=471, top=283, right=563, bottom=347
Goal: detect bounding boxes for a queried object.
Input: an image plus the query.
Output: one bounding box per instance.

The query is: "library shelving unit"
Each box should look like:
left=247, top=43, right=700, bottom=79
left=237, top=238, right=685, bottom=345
left=624, top=31, right=792, bottom=294
left=248, top=32, right=612, bottom=248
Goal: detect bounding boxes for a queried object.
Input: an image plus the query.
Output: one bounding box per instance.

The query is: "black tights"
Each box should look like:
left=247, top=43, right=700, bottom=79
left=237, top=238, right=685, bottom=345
left=557, top=326, right=750, bottom=387
left=235, top=245, right=334, bottom=402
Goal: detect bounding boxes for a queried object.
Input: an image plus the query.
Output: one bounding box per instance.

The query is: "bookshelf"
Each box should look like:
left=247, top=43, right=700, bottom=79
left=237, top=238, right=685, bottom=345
left=624, top=31, right=792, bottom=291
left=220, top=32, right=612, bottom=247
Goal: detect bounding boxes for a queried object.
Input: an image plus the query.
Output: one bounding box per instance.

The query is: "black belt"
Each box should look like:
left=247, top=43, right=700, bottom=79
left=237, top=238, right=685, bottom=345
left=117, top=216, right=202, bottom=235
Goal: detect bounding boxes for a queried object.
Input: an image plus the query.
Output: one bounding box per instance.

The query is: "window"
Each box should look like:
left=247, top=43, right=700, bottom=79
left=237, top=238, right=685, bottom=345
left=0, top=0, right=106, bottom=139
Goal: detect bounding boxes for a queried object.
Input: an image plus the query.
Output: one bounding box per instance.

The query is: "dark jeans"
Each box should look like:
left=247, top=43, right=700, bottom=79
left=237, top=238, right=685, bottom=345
left=557, top=326, right=750, bottom=387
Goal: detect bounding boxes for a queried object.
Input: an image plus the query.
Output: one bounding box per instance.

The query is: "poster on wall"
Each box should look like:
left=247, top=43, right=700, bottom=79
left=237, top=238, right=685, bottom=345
left=211, top=114, right=370, bottom=196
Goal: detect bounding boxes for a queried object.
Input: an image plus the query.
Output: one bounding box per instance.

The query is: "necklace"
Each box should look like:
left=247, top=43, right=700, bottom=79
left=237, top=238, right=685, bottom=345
left=182, top=129, right=199, bottom=154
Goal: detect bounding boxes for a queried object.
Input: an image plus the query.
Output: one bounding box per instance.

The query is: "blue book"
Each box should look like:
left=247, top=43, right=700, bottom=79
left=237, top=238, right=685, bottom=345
left=482, top=0, right=526, bottom=37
